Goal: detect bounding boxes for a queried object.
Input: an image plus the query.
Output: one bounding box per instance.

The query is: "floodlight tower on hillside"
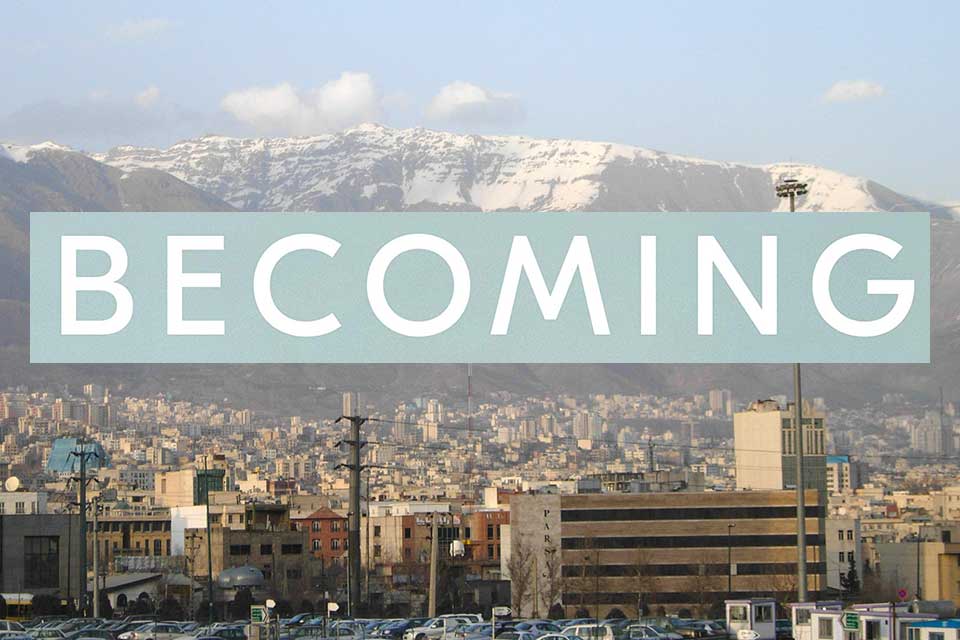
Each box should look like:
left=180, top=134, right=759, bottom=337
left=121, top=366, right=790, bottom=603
left=775, top=176, right=809, bottom=602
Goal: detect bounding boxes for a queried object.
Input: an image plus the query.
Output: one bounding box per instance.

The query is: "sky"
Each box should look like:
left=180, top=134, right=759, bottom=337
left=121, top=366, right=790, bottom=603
left=1, top=1, right=957, bottom=202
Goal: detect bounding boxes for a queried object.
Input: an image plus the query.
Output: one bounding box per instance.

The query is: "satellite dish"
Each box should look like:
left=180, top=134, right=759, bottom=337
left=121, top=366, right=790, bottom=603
left=4, top=476, right=20, bottom=492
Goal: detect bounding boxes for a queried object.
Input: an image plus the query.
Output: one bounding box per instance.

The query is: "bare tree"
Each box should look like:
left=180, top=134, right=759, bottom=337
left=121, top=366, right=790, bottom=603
left=632, top=549, right=657, bottom=619
left=541, top=545, right=565, bottom=614
left=683, top=552, right=722, bottom=618
left=508, top=535, right=535, bottom=616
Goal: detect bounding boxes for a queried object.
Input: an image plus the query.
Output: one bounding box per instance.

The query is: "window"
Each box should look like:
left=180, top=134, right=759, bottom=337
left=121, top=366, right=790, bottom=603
left=374, top=525, right=381, bottom=537
left=15, top=501, right=24, bottom=514
left=847, top=551, right=855, bottom=562
left=838, top=530, right=844, bottom=541
left=312, top=521, right=321, bottom=532
left=465, top=526, right=472, bottom=539
left=286, top=568, right=302, bottom=579
left=908, top=629, right=921, bottom=640
left=818, top=618, right=833, bottom=640
left=839, top=552, right=845, bottom=562
left=404, top=527, right=412, bottom=539
left=153, top=539, right=162, bottom=556
left=260, top=544, right=273, bottom=555
left=374, top=544, right=382, bottom=558
left=865, top=620, right=881, bottom=640
left=331, top=539, right=341, bottom=550
left=487, top=524, right=494, bottom=539
left=755, top=605, right=773, bottom=623
left=331, top=520, right=341, bottom=532
left=312, top=539, right=321, bottom=551
left=229, top=544, right=251, bottom=555
left=281, top=543, right=303, bottom=555
left=847, top=530, right=854, bottom=540
left=487, top=544, right=494, bottom=559
left=24, top=536, right=60, bottom=589
left=929, top=633, right=944, bottom=640
left=730, top=606, right=748, bottom=622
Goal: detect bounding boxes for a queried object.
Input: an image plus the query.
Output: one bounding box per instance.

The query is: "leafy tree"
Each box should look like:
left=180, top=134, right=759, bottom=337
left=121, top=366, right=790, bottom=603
left=840, top=556, right=861, bottom=596
left=228, top=587, right=254, bottom=620
left=33, top=594, right=63, bottom=616
left=98, top=591, right=114, bottom=619
left=548, top=603, right=566, bottom=620
left=158, top=597, right=185, bottom=620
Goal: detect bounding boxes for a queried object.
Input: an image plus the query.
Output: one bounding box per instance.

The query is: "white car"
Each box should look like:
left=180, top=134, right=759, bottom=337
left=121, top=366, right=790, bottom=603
left=119, top=624, right=185, bottom=640
left=560, top=626, right=617, bottom=640
left=404, top=617, right=478, bottom=640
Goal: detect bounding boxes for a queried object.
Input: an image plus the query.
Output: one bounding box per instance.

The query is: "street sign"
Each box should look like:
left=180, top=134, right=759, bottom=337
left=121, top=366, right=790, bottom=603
left=737, top=631, right=759, bottom=640
left=842, top=612, right=860, bottom=631
left=898, top=588, right=909, bottom=600
left=327, top=602, right=340, bottom=613
left=492, top=606, right=511, bottom=617
left=251, top=605, right=268, bottom=624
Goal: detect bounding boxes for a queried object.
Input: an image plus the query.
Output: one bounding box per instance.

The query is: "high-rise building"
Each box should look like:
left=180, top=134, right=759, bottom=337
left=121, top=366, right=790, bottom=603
left=825, top=455, right=861, bottom=494
left=709, top=389, right=733, bottom=417
left=341, top=391, right=359, bottom=417
left=910, top=411, right=954, bottom=456
left=733, top=399, right=826, bottom=492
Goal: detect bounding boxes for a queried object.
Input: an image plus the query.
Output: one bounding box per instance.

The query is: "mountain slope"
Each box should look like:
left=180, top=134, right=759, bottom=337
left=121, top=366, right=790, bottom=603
left=94, top=124, right=946, bottom=216
left=0, top=142, right=233, bottom=302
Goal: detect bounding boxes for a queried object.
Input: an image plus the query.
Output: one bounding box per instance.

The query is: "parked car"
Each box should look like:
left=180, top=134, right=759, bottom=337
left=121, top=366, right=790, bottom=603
left=495, top=632, right=537, bottom=640
left=118, top=623, right=184, bottom=640
left=560, top=626, right=617, bottom=640
left=379, top=621, right=429, bottom=640
left=0, top=625, right=26, bottom=633
left=29, top=630, right=66, bottom=640
left=404, top=618, right=478, bottom=640
left=624, top=626, right=682, bottom=640
left=513, top=623, right=562, bottom=639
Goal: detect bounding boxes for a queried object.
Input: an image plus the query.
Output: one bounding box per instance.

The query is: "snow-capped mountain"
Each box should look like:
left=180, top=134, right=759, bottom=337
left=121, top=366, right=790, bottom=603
left=93, top=124, right=943, bottom=215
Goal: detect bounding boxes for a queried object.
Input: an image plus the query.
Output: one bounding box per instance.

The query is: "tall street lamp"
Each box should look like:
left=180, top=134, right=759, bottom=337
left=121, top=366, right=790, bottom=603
left=775, top=177, right=810, bottom=602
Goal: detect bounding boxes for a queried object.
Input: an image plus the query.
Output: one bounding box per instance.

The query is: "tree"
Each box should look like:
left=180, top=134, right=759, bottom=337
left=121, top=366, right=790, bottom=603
left=540, top=546, right=565, bottom=616
left=575, top=607, right=591, bottom=618
left=299, top=599, right=315, bottom=614
left=548, top=603, right=566, bottom=620
left=127, top=594, right=154, bottom=615
left=32, top=593, right=63, bottom=616
left=157, top=597, right=184, bottom=620
left=683, top=552, right=722, bottom=618
left=98, top=591, right=114, bottom=619
left=228, top=587, right=254, bottom=621
left=508, top=535, right=535, bottom=617
left=840, top=556, right=861, bottom=597
left=606, top=608, right=626, bottom=619
left=632, top=549, right=657, bottom=619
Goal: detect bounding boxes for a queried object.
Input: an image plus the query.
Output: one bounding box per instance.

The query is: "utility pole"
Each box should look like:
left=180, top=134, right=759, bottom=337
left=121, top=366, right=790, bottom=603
left=336, top=415, right=367, bottom=617
left=365, top=466, right=371, bottom=607
left=647, top=438, right=655, bottom=473
left=202, top=456, right=214, bottom=623
left=776, top=177, right=810, bottom=602
left=916, top=529, right=923, bottom=600
left=428, top=512, right=439, bottom=617
left=92, top=496, right=100, bottom=618
left=69, top=436, right=98, bottom=617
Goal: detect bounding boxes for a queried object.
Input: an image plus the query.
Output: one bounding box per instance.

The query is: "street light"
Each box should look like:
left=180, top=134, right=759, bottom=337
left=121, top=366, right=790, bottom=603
left=727, top=523, right=736, bottom=598
left=775, top=176, right=809, bottom=603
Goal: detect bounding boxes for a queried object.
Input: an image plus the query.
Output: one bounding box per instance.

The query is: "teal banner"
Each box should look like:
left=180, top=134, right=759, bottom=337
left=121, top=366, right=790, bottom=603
left=30, top=212, right=929, bottom=364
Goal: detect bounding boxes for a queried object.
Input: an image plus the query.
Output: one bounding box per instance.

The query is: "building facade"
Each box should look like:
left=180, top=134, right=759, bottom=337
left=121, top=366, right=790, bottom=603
left=509, top=489, right=826, bottom=618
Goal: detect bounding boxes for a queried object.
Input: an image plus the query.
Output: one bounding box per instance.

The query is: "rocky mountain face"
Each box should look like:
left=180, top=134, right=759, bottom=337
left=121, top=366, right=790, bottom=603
left=94, top=124, right=947, bottom=216
left=0, top=127, right=955, bottom=409
left=0, top=142, right=231, bottom=329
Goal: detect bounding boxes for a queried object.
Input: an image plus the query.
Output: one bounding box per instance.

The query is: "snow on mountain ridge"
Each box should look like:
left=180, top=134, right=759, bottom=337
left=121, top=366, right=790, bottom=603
left=92, top=124, right=931, bottom=214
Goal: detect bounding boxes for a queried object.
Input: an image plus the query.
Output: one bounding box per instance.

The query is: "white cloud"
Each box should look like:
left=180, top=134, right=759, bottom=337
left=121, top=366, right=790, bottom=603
left=220, top=72, right=381, bottom=136
left=426, top=81, right=524, bottom=126
left=135, top=86, right=161, bottom=108
left=823, top=80, right=885, bottom=103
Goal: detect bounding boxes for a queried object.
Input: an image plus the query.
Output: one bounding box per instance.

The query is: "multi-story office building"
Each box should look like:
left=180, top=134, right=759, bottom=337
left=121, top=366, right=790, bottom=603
left=509, top=489, right=826, bottom=618
left=825, top=517, right=861, bottom=592
left=825, top=455, right=861, bottom=495
left=0, top=513, right=83, bottom=600
left=734, top=400, right=826, bottom=492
